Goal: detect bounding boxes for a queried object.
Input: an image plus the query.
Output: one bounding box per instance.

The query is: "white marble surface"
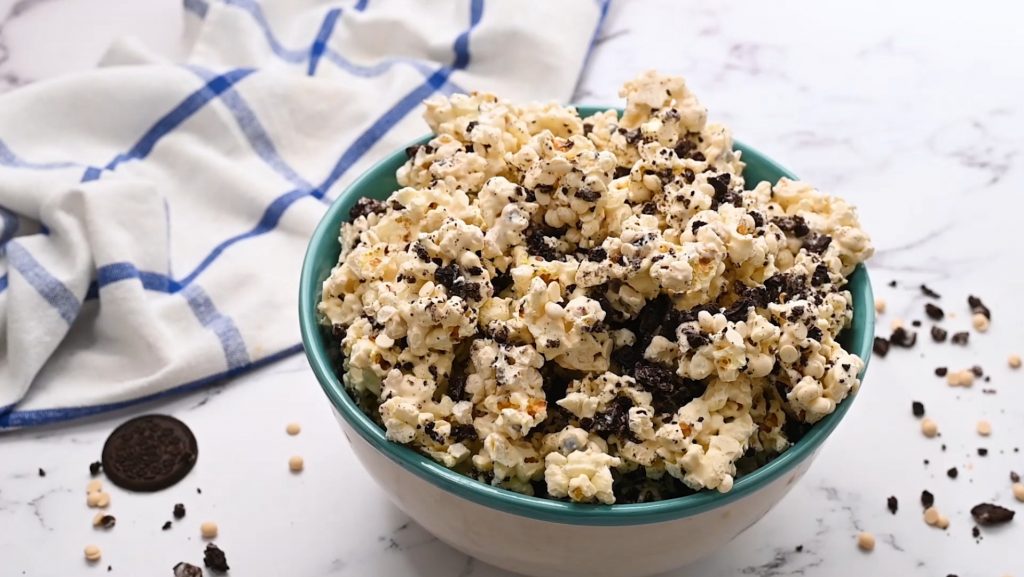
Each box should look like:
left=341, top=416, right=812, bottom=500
left=3, top=0, right=1024, bottom=576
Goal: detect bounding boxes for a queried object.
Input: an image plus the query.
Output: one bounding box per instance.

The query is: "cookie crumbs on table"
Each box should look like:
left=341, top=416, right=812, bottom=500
left=886, top=496, right=898, bottom=514
left=934, top=366, right=947, bottom=377
left=951, top=331, right=970, bottom=345
left=89, top=461, right=102, bottom=476
left=93, top=513, right=115, bottom=529
left=173, top=503, right=186, bottom=519
left=920, top=284, right=941, bottom=298
left=873, top=337, right=890, bottom=357
left=947, top=467, right=958, bottom=479
left=173, top=562, right=203, bottom=577
left=924, top=303, right=944, bottom=320
left=921, top=490, right=935, bottom=508
left=911, top=401, right=925, bottom=417
left=203, top=544, right=230, bottom=573
left=890, top=318, right=904, bottom=331
left=38, top=468, right=45, bottom=477
left=978, top=448, right=988, bottom=456
left=162, top=521, right=172, bottom=531
left=86, top=479, right=102, bottom=494
left=931, top=326, right=948, bottom=342
left=946, top=370, right=974, bottom=387
left=970, top=503, right=1015, bottom=526
left=856, top=531, right=875, bottom=552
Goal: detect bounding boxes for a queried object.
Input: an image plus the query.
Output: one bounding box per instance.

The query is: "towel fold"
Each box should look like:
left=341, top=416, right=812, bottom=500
left=0, top=0, right=609, bottom=428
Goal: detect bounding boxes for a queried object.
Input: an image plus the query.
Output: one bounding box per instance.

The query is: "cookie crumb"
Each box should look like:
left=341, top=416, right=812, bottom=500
left=89, top=462, right=102, bottom=476
left=920, top=284, right=941, bottom=298
left=84, top=545, right=102, bottom=563
left=873, top=337, right=890, bottom=358
left=173, top=562, right=203, bottom=577
left=978, top=448, right=988, bottom=457
left=286, top=422, right=302, bottom=436
left=200, top=521, right=218, bottom=539
left=947, top=467, right=958, bottom=479
left=38, top=468, right=46, bottom=477
left=972, top=313, right=990, bottom=333
left=289, top=455, right=305, bottom=472
left=795, top=545, right=804, bottom=552
left=93, top=513, right=116, bottom=529
left=1014, top=472, right=1022, bottom=483
left=924, top=303, right=944, bottom=320
left=874, top=298, right=886, bottom=314
left=921, top=418, right=939, bottom=438
left=890, top=327, right=917, bottom=347
left=951, top=331, right=970, bottom=345
left=887, top=496, right=898, bottom=514
left=931, top=326, right=948, bottom=342
left=173, top=503, right=186, bottom=519
left=934, top=367, right=947, bottom=377
left=971, top=503, right=1015, bottom=526
left=203, top=543, right=230, bottom=573
left=912, top=401, right=925, bottom=418
left=1009, top=354, right=1021, bottom=369
left=162, top=521, right=172, bottom=531
left=856, top=532, right=875, bottom=552
left=921, top=490, right=935, bottom=509
left=977, top=420, right=992, bottom=436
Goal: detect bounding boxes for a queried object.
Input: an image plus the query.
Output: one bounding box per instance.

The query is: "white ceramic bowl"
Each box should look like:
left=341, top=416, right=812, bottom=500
left=299, top=113, right=875, bottom=577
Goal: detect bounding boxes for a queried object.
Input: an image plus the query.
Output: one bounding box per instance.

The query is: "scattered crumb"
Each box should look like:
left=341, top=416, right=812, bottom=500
left=978, top=448, right=988, bottom=457
left=203, top=543, right=230, bottom=573
left=89, top=462, right=102, bottom=476
left=92, top=513, right=115, bottom=529
left=873, top=337, right=890, bottom=357
left=972, top=313, right=990, bottom=333
left=857, top=532, right=875, bottom=552
left=286, top=422, right=302, bottom=436
left=937, top=514, right=950, bottom=529
left=200, top=521, right=218, bottom=539
left=951, top=331, right=970, bottom=345
left=173, top=503, right=186, bottom=519
left=921, top=418, right=939, bottom=438
left=931, top=326, right=948, bottom=342
left=925, top=303, right=944, bottom=320
left=795, top=545, right=804, bottom=553
left=947, top=467, right=958, bottom=479
left=289, top=455, right=305, bottom=472
left=38, top=468, right=46, bottom=477
left=887, top=496, right=898, bottom=514
left=1009, top=354, right=1021, bottom=369
left=912, top=401, right=925, bottom=418
left=173, top=562, right=203, bottom=577
left=920, top=284, right=941, bottom=298
left=971, top=503, right=1015, bottom=526
left=84, top=545, right=101, bottom=562
left=162, top=521, right=172, bottom=531
left=934, top=367, right=947, bottom=377
left=890, top=327, right=917, bottom=348
left=977, top=420, right=992, bottom=436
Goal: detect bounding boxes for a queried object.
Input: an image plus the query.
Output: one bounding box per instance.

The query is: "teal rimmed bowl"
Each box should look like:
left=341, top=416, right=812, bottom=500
left=299, top=106, right=873, bottom=577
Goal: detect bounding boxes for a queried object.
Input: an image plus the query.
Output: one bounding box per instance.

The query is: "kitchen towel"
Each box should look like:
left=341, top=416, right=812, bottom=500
left=0, top=0, right=610, bottom=428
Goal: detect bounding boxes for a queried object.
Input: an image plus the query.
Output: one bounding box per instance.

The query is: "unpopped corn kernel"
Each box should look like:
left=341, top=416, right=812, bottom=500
left=972, top=313, right=989, bottom=332
left=200, top=521, right=218, bottom=539
left=84, top=545, right=101, bottom=562
left=977, top=420, right=992, bottom=436
left=921, top=418, right=938, bottom=438
left=856, top=532, right=875, bottom=552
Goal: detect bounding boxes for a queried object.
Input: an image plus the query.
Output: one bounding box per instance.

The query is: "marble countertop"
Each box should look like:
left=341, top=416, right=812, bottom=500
left=3, top=0, right=1024, bottom=575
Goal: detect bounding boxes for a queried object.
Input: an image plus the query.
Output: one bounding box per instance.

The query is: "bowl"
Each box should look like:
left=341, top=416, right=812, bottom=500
left=299, top=106, right=874, bottom=577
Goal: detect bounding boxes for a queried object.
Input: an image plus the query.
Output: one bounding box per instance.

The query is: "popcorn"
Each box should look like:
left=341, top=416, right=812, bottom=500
left=320, top=71, right=872, bottom=504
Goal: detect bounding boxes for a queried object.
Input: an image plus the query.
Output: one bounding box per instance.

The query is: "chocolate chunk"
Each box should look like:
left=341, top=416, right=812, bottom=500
left=692, top=151, right=706, bottom=162
left=38, top=468, right=45, bottom=477
left=773, top=215, right=810, bottom=238
left=931, top=326, right=948, bottom=342
left=947, top=467, right=958, bottom=479
left=748, top=211, right=764, bottom=228
left=951, top=331, right=969, bottom=345
left=912, top=401, right=925, bottom=417
left=971, top=365, right=984, bottom=377
left=889, top=327, right=916, bottom=348
left=807, top=326, right=823, bottom=342
left=925, top=303, right=944, bottom=320
left=98, top=514, right=116, bottom=529
left=162, top=521, right=172, bottom=531
left=873, top=337, right=890, bottom=358
left=445, top=368, right=468, bottom=402
left=633, top=361, right=707, bottom=416
left=173, top=562, right=204, bottom=577
left=722, top=297, right=753, bottom=322
left=585, top=396, right=633, bottom=439
left=1011, top=471, right=1020, bottom=483
left=101, top=415, right=198, bottom=492
left=887, top=496, right=898, bottom=515
left=934, top=367, right=947, bottom=377
left=967, top=295, right=990, bottom=319
left=920, top=284, right=941, bottom=299
left=90, top=461, right=102, bottom=476
left=613, top=166, right=630, bottom=180
left=203, top=543, right=230, bottom=573
left=970, top=503, right=1015, bottom=526
left=972, top=526, right=981, bottom=539
left=691, top=220, right=707, bottom=234
left=802, top=233, right=832, bottom=254
left=921, top=490, right=934, bottom=509
left=348, top=197, right=387, bottom=221
left=582, top=123, right=593, bottom=136
left=587, top=247, right=607, bottom=262
left=978, top=448, right=988, bottom=456
left=173, top=503, right=186, bottom=519
left=491, top=271, right=513, bottom=294
left=682, top=328, right=709, bottom=348
left=911, top=319, right=922, bottom=327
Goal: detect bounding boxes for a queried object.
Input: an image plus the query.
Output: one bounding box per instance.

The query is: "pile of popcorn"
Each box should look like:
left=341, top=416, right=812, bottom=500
left=319, top=71, right=873, bottom=504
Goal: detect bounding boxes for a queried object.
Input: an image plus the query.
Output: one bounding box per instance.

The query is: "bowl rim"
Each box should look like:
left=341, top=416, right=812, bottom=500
left=299, top=108, right=874, bottom=526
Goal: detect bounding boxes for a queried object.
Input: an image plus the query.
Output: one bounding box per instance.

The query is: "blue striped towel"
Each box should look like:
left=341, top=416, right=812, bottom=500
left=0, top=0, right=610, bottom=429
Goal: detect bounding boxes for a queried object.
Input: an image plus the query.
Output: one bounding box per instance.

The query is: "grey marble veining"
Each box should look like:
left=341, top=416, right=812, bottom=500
left=2, top=0, right=1024, bottom=576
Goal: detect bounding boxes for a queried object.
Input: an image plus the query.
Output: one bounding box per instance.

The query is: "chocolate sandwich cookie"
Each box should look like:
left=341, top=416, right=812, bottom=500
left=101, top=415, right=198, bottom=492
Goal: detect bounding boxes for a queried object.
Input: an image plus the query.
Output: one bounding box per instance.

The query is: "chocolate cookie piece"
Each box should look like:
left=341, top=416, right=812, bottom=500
left=173, top=562, right=203, bottom=577
left=101, top=415, right=198, bottom=492
left=970, top=503, right=1015, bottom=526
left=203, top=544, right=230, bottom=573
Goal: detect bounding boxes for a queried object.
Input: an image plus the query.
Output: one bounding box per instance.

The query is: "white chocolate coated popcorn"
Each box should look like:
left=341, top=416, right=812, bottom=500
left=320, top=71, right=872, bottom=504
